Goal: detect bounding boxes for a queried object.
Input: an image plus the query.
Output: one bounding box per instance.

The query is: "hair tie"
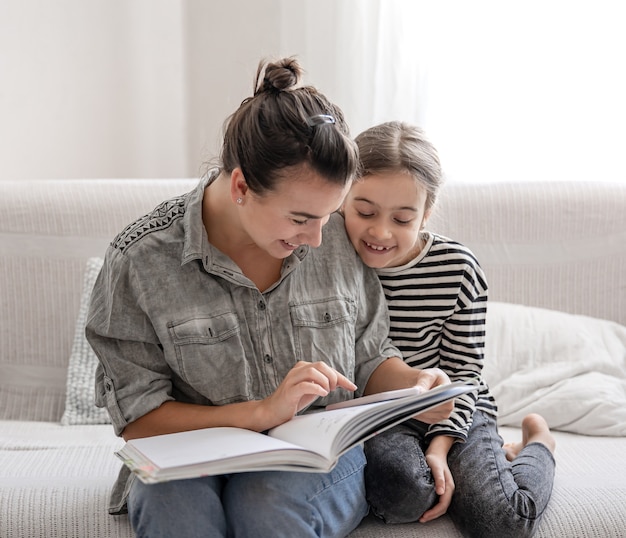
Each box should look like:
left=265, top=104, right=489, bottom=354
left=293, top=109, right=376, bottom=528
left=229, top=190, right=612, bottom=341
left=306, top=114, right=336, bottom=127
left=261, top=76, right=280, bottom=94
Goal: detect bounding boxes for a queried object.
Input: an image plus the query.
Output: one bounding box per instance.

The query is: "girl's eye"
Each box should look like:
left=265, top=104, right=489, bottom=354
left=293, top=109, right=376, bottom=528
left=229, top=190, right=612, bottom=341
left=357, top=211, right=374, bottom=218
left=292, top=219, right=308, bottom=225
left=395, top=219, right=412, bottom=225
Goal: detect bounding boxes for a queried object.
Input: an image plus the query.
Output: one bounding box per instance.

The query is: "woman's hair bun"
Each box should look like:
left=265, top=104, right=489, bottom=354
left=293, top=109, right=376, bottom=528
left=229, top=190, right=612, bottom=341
left=256, top=57, right=303, bottom=95
left=220, top=55, right=358, bottom=194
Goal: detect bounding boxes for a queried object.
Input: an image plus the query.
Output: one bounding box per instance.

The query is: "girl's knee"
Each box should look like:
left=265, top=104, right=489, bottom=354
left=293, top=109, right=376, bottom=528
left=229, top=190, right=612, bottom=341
left=365, top=465, right=436, bottom=524
left=364, top=429, right=434, bottom=523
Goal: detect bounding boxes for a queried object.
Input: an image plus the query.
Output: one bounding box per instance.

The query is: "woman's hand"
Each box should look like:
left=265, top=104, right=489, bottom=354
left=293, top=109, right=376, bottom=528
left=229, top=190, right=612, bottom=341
left=259, top=361, right=357, bottom=429
left=122, top=361, right=355, bottom=440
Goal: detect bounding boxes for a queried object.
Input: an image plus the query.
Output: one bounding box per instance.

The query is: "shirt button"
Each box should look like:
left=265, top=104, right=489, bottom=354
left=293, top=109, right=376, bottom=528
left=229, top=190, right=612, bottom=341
left=264, top=354, right=273, bottom=364
left=104, top=381, right=113, bottom=392
left=324, top=312, right=331, bottom=322
left=258, top=300, right=266, bottom=310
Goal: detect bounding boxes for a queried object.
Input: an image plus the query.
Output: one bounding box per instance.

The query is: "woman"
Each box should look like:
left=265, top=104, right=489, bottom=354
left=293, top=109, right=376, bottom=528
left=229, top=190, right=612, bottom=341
left=86, top=57, right=451, bottom=538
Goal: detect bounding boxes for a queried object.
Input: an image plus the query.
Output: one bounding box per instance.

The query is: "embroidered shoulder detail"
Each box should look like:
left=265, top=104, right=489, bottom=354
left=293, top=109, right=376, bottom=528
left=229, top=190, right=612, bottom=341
left=111, top=196, right=186, bottom=253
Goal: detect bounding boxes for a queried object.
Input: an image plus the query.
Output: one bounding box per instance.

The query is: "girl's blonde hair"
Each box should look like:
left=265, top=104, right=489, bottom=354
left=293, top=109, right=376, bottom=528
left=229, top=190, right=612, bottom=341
left=355, top=121, right=442, bottom=211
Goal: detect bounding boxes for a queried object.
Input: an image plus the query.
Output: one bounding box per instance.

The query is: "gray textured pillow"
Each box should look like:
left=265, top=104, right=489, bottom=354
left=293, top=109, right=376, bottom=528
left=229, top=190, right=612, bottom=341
left=60, top=257, right=110, bottom=425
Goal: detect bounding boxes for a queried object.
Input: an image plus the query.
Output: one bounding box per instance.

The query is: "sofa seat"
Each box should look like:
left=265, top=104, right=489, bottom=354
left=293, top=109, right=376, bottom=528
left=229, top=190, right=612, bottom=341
left=3, top=420, right=625, bottom=538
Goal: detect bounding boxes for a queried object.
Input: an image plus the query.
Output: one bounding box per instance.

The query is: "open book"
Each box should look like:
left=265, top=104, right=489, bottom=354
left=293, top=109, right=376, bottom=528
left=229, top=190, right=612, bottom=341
left=116, top=381, right=476, bottom=484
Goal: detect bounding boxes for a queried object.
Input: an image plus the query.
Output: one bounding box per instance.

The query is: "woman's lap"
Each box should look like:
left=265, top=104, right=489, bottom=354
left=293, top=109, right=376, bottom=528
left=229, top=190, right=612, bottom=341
left=128, top=445, right=368, bottom=538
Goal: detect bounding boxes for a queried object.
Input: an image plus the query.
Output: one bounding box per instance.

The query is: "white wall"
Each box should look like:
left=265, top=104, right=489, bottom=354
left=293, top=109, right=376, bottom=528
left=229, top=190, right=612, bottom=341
left=0, top=0, right=367, bottom=181
left=0, top=0, right=288, bottom=180
left=1, top=1, right=188, bottom=179
left=182, top=0, right=283, bottom=177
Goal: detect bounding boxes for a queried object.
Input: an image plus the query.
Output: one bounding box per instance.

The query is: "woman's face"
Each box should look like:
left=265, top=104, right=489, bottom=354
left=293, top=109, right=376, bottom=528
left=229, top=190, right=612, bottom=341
left=239, top=165, right=351, bottom=259
left=343, top=172, right=430, bottom=268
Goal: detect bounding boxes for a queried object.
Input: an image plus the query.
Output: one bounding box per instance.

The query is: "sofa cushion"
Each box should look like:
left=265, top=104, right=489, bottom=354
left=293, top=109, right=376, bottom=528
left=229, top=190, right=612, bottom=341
left=0, top=179, right=199, bottom=422
left=61, top=257, right=110, bottom=425
left=0, top=420, right=131, bottom=538
left=484, top=302, right=626, bottom=436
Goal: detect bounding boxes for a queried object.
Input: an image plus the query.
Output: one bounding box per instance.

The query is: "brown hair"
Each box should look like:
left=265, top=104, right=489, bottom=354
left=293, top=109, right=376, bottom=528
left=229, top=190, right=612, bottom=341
left=220, top=57, right=358, bottom=194
left=355, top=121, right=443, bottom=210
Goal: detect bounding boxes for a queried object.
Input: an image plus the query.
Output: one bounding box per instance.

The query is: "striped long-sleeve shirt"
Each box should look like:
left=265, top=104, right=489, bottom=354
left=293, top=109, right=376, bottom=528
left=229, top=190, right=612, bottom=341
left=376, top=232, right=497, bottom=441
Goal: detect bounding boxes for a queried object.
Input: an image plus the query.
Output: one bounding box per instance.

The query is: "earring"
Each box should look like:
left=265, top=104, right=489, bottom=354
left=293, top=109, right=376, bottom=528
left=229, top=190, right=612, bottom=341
left=236, top=197, right=243, bottom=204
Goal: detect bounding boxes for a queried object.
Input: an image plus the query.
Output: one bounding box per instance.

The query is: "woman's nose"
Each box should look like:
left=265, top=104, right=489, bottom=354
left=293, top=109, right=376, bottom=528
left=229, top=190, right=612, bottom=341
left=302, top=220, right=324, bottom=248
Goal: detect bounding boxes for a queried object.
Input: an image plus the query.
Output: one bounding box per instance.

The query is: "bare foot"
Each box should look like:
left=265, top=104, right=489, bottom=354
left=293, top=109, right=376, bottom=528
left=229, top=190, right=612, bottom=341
left=503, top=413, right=556, bottom=462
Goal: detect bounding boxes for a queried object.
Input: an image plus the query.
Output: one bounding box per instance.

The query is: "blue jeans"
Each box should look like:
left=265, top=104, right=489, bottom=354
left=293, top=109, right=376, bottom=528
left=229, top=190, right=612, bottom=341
left=364, top=411, right=555, bottom=538
left=127, top=445, right=368, bottom=538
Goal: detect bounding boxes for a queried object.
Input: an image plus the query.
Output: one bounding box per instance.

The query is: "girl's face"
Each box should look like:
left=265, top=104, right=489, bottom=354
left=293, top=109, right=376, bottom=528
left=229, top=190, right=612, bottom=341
left=239, top=165, right=351, bottom=259
left=343, top=172, right=430, bottom=268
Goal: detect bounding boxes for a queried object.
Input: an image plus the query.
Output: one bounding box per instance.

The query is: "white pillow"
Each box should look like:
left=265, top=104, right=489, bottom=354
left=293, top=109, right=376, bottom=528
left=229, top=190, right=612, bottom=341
left=60, top=257, right=110, bottom=425
left=484, top=302, right=626, bottom=436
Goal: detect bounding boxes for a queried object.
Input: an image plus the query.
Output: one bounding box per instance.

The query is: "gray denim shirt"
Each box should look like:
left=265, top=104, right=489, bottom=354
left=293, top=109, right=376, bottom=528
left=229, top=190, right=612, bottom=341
left=86, top=172, right=399, bottom=513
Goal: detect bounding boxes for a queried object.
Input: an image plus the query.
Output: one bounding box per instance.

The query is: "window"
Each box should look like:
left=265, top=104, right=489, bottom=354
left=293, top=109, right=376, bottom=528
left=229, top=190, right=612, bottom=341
left=320, top=1, right=626, bottom=184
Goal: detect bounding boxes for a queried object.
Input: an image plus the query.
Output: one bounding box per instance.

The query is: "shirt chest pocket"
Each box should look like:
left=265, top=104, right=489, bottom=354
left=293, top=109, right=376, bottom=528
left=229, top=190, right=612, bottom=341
left=290, top=298, right=356, bottom=384
left=168, top=313, right=251, bottom=404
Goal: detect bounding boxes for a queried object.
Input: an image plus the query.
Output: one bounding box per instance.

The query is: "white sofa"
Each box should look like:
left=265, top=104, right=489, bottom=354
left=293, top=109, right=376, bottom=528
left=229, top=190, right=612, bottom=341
left=1, top=179, right=625, bottom=538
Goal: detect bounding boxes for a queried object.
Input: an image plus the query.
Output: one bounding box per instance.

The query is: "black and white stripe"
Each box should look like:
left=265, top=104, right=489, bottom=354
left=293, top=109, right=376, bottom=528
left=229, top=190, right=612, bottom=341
left=376, top=233, right=497, bottom=440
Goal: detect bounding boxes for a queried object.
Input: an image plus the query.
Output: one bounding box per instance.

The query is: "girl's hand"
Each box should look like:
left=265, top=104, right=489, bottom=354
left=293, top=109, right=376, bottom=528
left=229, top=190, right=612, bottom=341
left=259, top=361, right=357, bottom=429
left=411, top=367, right=454, bottom=423
left=412, top=399, right=454, bottom=424
left=420, top=436, right=456, bottom=522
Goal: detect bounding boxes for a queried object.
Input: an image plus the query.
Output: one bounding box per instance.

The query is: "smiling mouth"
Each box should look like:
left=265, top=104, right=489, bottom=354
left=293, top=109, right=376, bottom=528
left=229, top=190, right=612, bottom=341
left=365, top=241, right=392, bottom=251
left=283, top=240, right=299, bottom=248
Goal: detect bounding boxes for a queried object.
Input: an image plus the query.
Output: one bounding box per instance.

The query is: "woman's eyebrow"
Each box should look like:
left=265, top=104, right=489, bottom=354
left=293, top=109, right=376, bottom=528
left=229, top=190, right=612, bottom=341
left=290, top=210, right=323, bottom=219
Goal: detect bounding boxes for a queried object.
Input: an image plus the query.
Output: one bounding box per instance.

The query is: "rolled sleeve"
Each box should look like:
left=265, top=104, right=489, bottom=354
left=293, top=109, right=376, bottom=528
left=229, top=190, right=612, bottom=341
left=87, top=248, right=174, bottom=437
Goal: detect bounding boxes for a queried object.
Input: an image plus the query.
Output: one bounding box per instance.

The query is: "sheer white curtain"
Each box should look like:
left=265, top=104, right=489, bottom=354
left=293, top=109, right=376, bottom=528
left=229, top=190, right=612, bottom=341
left=319, top=0, right=626, bottom=184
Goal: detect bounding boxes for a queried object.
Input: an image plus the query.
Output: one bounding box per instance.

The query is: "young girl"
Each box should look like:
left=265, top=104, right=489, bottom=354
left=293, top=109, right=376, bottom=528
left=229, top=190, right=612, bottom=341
left=342, top=121, right=556, bottom=537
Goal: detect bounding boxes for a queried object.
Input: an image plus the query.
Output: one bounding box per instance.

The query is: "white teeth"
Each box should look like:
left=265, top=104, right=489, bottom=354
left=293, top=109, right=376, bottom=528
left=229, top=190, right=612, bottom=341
left=366, top=242, right=389, bottom=251
left=285, top=241, right=298, bottom=247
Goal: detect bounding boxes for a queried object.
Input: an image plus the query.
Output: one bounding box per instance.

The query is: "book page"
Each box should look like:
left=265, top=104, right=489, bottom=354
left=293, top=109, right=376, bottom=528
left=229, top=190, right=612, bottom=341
left=268, top=405, right=382, bottom=460
left=124, top=427, right=308, bottom=469
left=269, top=382, right=477, bottom=460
